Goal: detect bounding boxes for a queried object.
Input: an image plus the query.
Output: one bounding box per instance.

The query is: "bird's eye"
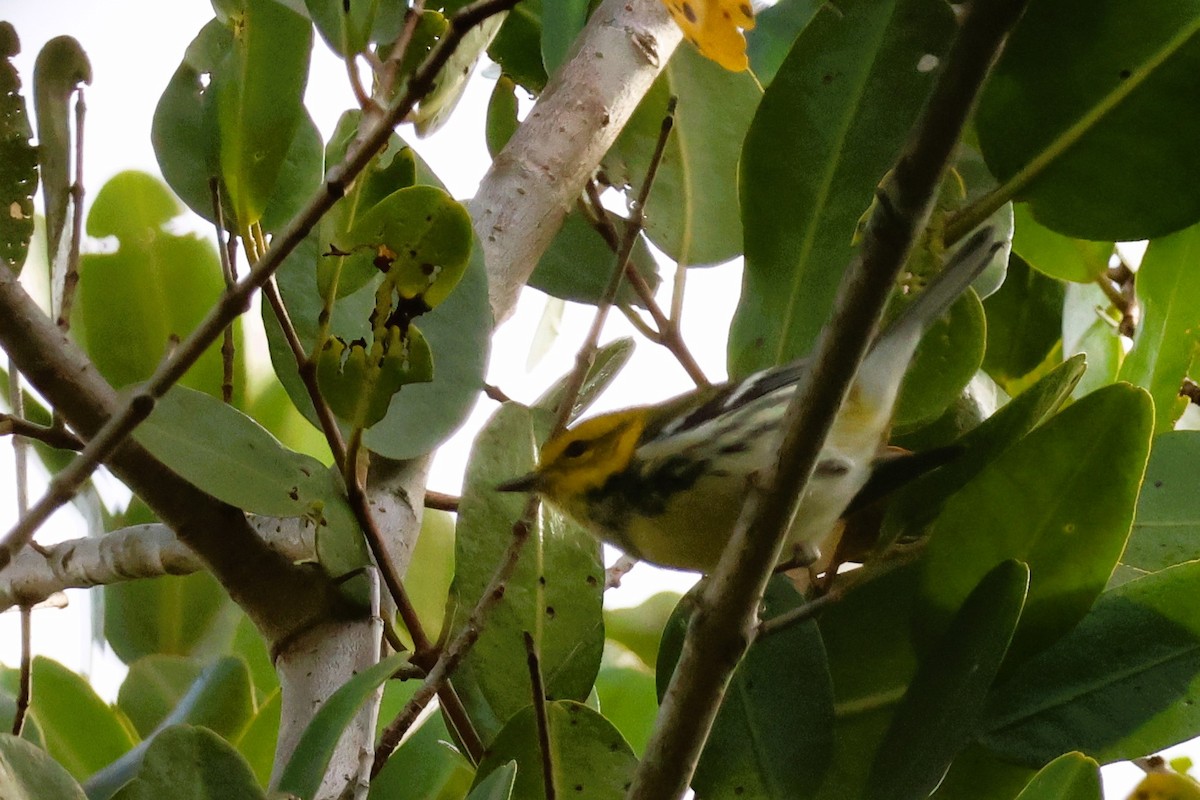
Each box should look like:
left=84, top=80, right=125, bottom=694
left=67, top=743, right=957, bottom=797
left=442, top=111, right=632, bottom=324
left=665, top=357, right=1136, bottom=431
left=563, top=440, right=590, bottom=459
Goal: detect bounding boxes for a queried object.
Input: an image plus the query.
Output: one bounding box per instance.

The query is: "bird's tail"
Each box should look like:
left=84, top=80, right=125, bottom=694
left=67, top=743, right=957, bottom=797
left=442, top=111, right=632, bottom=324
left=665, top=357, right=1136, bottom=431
left=857, top=227, right=1003, bottom=406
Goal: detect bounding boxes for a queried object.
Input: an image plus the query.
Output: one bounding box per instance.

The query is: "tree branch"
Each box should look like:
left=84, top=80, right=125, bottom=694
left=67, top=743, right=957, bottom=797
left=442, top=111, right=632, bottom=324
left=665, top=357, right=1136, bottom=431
left=627, top=2, right=1031, bottom=796
left=470, top=0, right=682, bottom=323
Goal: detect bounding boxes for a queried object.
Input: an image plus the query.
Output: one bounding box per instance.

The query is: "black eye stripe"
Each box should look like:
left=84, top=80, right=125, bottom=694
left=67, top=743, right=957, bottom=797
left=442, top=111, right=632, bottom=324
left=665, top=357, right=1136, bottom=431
left=563, top=440, right=590, bottom=458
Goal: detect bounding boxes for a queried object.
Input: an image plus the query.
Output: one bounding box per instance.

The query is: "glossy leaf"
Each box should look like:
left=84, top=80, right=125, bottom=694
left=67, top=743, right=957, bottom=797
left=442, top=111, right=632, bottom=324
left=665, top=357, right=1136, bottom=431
left=400, top=508, right=457, bottom=645
left=368, top=684, right=473, bottom=800
left=117, top=656, right=205, bottom=738
left=233, top=690, right=280, bottom=789
left=605, top=41, right=761, bottom=267
left=1011, top=203, right=1112, bottom=283
left=266, top=157, right=490, bottom=459
left=1012, top=753, right=1102, bottom=800
left=659, top=578, right=834, bottom=798
left=745, top=0, right=821, bottom=86
left=32, top=35, right=90, bottom=263
left=485, top=74, right=519, bottom=158
left=920, top=384, right=1152, bottom=662
left=593, top=650, right=658, bottom=756
left=982, top=253, right=1065, bottom=388
left=928, top=744, right=1037, bottom=800
left=75, top=171, right=239, bottom=398
left=602, top=590, right=681, bottom=670
left=105, top=570, right=237, bottom=664
left=470, top=701, right=636, bottom=798
left=533, top=337, right=636, bottom=423
left=152, top=18, right=321, bottom=232
left=489, top=0, right=547, bottom=93
left=529, top=210, right=661, bottom=308
left=1062, top=281, right=1124, bottom=399
left=981, top=562, right=1200, bottom=766
left=316, top=323, right=434, bottom=429
left=466, top=761, right=516, bottom=800
left=0, top=734, right=86, bottom=800
left=865, top=561, right=1029, bottom=800
left=661, top=0, right=755, bottom=72
left=976, top=0, right=1200, bottom=240
left=109, top=726, right=265, bottom=800
left=1125, top=432, right=1200, bottom=574
left=136, top=386, right=333, bottom=517
left=0, top=23, right=37, bottom=274
left=28, top=657, right=136, bottom=781
left=732, top=0, right=954, bottom=375
left=893, top=288, right=987, bottom=430
left=214, top=0, right=312, bottom=228
left=306, top=0, right=378, bottom=56
left=86, top=658, right=256, bottom=800
left=884, top=354, right=1086, bottom=540
left=450, top=403, right=604, bottom=743
left=1119, top=224, right=1200, bottom=432
left=541, top=0, right=587, bottom=75
left=276, top=653, right=408, bottom=799
left=411, top=11, right=505, bottom=136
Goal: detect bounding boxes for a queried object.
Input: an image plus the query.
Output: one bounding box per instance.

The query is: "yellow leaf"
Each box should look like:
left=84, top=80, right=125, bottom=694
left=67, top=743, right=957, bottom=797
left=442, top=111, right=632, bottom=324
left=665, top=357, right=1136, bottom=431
left=1127, top=771, right=1200, bottom=800
left=661, top=0, right=756, bottom=72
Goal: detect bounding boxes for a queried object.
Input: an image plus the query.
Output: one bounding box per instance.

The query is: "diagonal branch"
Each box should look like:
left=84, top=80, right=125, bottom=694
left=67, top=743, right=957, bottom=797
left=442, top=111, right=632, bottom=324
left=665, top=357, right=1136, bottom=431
left=627, top=1, right=1032, bottom=796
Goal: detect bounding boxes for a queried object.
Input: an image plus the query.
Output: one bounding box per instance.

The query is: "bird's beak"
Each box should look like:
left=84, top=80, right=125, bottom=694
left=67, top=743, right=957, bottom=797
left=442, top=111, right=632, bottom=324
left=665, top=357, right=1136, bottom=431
left=495, top=472, right=542, bottom=493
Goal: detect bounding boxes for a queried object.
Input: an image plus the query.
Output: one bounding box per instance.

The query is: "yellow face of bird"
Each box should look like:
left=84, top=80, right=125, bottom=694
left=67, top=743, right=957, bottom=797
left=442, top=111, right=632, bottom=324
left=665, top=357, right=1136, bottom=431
left=523, top=410, right=647, bottom=513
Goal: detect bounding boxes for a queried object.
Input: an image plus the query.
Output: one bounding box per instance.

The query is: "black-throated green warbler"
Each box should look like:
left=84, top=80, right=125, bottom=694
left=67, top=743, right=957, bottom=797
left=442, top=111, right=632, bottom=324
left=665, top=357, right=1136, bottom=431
left=498, top=228, right=1002, bottom=573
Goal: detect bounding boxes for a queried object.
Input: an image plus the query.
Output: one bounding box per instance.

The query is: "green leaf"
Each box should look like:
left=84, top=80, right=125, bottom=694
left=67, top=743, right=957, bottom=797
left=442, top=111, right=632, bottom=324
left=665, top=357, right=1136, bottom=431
left=32, top=35, right=90, bottom=263
left=865, top=561, right=1029, bottom=800
left=1062, top=282, right=1124, bottom=399
left=411, top=11, right=506, bottom=136
left=0, top=23, right=37, bottom=275
left=602, top=590, right=681, bottom=670
left=981, top=561, right=1200, bottom=765
left=884, top=354, right=1086, bottom=540
left=470, top=702, right=636, bottom=799
left=532, top=337, right=636, bottom=423
left=117, top=656, right=206, bottom=738
left=976, top=0, right=1200, bottom=240
left=745, top=0, right=822, bottom=86
left=105, top=570, right=237, bottom=664
left=1011, top=203, right=1113, bottom=283
left=659, top=578, right=834, bottom=799
left=276, top=653, right=408, bottom=799
left=338, top=185, right=474, bottom=310
left=489, top=0, right=547, bottom=93
left=1012, top=753, right=1102, bottom=800
left=267, top=176, right=490, bottom=460
left=593, top=650, right=658, bottom=757
left=316, top=323, right=434, bottom=429
left=1119, top=224, right=1200, bottom=432
left=399, top=508, right=457, bottom=645
left=1125, top=432, right=1200, bottom=574
left=306, top=0, right=378, bottom=56
left=541, top=0, right=587, bottom=75
left=27, top=657, right=136, bottom=781
left=136, top=386, right=333, bottom=517
left=982, top=253, right=1065, bottom=388
left=731, top=0, right=954, bottom=375
left=233, top=689, right=280, bottom=789
left=928, top=744, right=1037, bottom=800
left=75, top=171, right=240, bottom=398
left=529, top=210, right=661, bottom=308
left=605, top=41, right=761, bottom=267
left=450, top=403, right=604, bottom=743
left=214, top=0, right=312, bottom=228
left=893, top=288, right=987, bottom=430
left=0, top=733, right=87, bottom=800
left=920, top=384, right=1153, bottom=662
left=109, top=726, right=265, bottom=800
left=485, top=74, right=519, bottom=158
left=86, top=658, right=256, bottom=800
left=466, top=761, right=516, bottom=800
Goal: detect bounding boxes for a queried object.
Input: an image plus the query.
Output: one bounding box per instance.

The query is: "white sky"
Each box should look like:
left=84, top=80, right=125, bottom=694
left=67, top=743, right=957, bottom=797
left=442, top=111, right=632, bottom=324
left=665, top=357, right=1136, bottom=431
left=0, top=2, right=1175, bottom=794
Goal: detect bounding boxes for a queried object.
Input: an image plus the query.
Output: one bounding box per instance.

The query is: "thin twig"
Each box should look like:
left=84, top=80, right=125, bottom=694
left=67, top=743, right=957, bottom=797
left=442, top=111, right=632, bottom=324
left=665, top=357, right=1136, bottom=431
left=627, top=2, right=1030, bottom=796
left=0, top=0, right=522, bottom=570
left=553, top=101, right=678, bottom=435
left=13, top=607, right=30, bottom=735
left=604, top=554, right=638, bottom=589
left=377, top=0, right=428, bottom=104
left=483, top=383, right=513, bottom=403
left=344, top=54, right=372, bottom=110
left=56, top=87, right=86, bottom=333
left=524, top=631, right=557, bottom=800
left=424, top=490, right=459, bottom=512
left=210, top=179, right=238, bottom=405
left=7, top=355, right=32, bottom=736
left=373, top=494, right=539, bottom=774
left=0, top=414, right=83, bottom=451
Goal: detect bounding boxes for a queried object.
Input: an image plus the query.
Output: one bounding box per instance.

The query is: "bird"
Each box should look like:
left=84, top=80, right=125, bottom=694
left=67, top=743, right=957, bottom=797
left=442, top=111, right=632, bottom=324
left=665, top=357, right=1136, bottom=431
left=497, top=228, right=1002, bottom=573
